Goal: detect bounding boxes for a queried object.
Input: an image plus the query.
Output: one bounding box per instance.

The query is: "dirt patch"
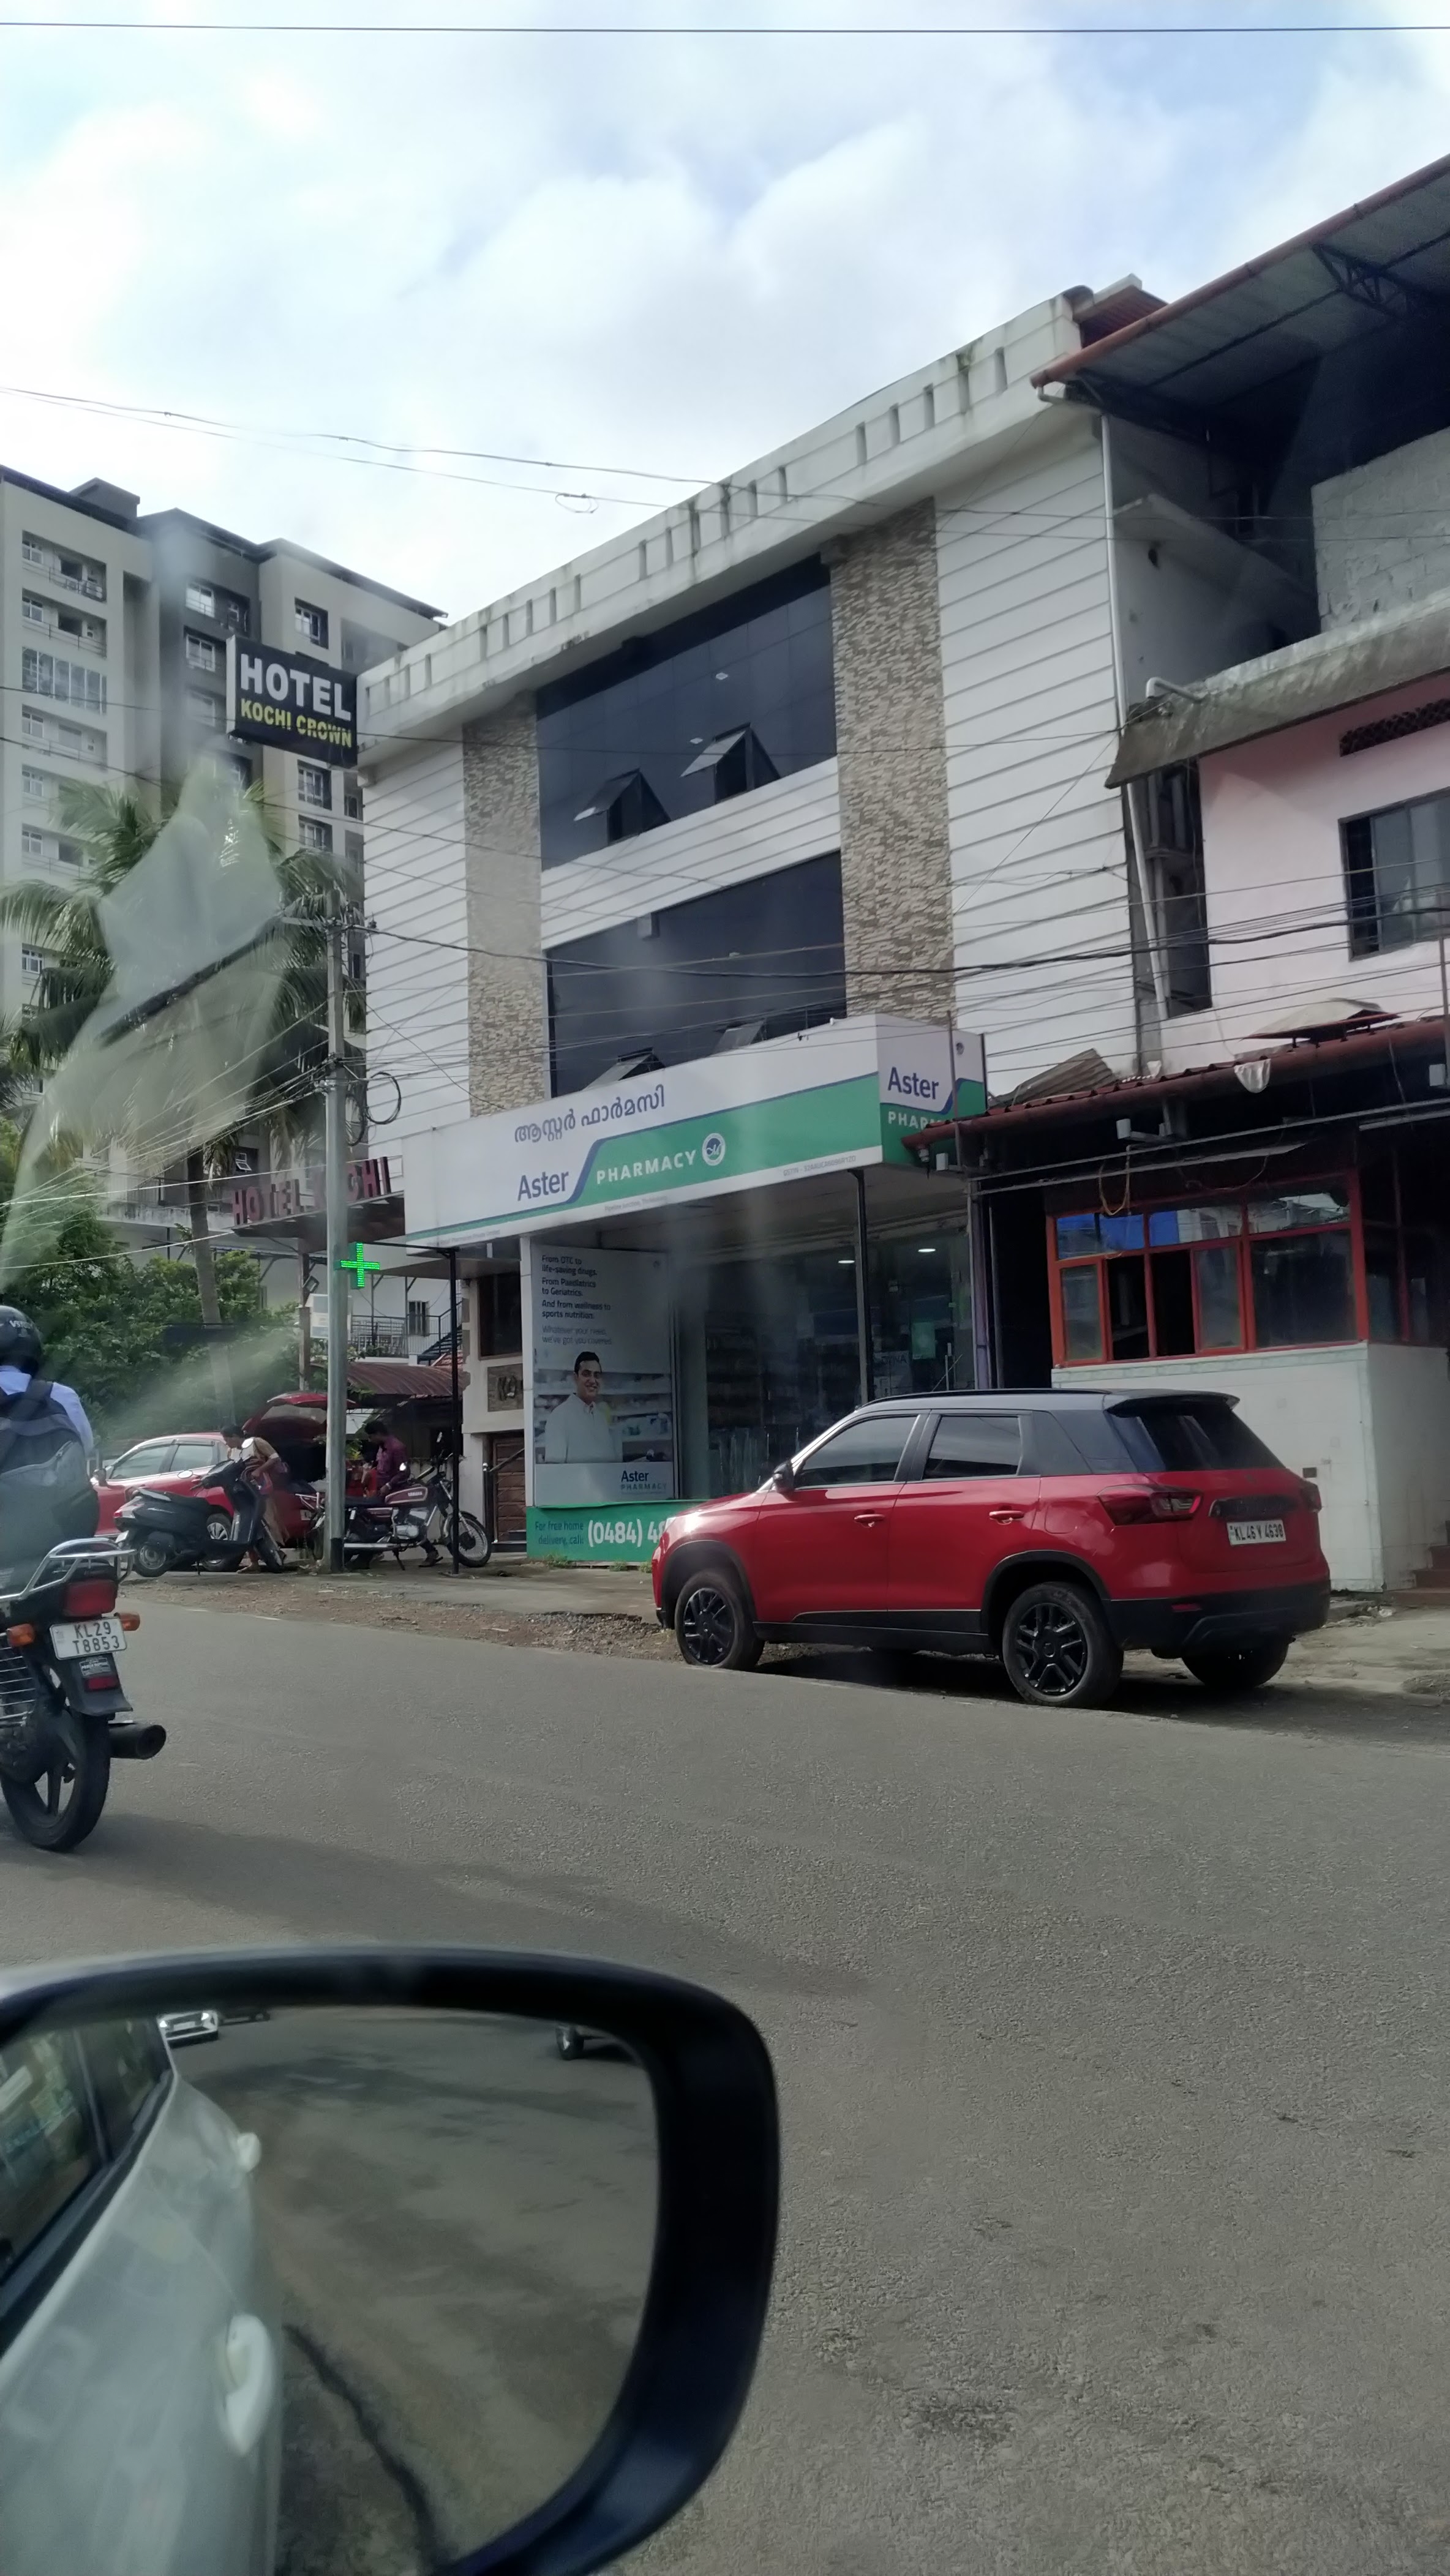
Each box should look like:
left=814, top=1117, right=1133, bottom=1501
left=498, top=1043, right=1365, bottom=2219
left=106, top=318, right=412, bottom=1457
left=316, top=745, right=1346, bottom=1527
left=136, top=1568, right=676, bottom=1659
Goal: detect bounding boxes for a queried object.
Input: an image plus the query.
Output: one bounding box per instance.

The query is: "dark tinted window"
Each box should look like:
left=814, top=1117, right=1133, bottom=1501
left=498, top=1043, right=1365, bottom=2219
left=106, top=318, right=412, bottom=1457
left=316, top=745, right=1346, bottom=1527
left=1112, top=1404, right=1282, bottom=1473
left=537, top=560, right=835, bottom=866
left=112, top=1441, right=174, bottom=1478
left=85, top=2018, right=171, bottom=2157
left=0, top=2031, right=102, bottom=2283
left=549, top=854, right=844, bottom=1092
left=1250, top=1232, right=1355, bottom=1346
left=795, top=1415, right=914, bottom=1488
left=922, top=1413, right=1021, bottom=1477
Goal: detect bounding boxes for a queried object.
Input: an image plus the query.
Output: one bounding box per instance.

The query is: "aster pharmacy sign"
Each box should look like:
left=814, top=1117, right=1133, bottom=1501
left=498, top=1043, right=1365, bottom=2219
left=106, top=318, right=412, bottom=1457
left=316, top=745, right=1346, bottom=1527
left=402, top=1015, right=986, bottom=1251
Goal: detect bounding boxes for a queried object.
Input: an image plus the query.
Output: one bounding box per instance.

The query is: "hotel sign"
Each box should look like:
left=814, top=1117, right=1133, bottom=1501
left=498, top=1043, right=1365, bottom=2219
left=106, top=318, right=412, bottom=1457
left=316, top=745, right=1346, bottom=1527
left=225, top=639, right=358, bottom=764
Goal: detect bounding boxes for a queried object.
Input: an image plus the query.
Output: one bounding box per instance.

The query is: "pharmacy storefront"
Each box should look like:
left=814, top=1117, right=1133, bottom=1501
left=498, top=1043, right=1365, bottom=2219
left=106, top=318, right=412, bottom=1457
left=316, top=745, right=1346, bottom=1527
left=401, top=1017, right=985, bottom=1559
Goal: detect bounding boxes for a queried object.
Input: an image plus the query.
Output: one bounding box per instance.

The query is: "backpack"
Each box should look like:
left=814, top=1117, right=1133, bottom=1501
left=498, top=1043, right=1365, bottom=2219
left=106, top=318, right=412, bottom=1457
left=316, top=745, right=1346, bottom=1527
left=0, top=1377, right=99, bottom=1588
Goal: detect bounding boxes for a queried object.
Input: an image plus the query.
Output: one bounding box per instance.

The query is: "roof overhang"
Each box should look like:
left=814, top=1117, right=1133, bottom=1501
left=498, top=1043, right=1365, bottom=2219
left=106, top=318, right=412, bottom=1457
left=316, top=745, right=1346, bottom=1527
left=1107, top=589, right=1450, bottom=784
left=1034, top=151, right=1450, bottom=451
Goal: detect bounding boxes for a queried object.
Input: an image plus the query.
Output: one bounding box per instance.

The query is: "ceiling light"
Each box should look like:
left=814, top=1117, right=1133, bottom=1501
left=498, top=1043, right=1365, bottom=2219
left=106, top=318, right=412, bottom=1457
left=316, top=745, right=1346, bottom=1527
left=916, top=1245, right=936, bottom=1254
left=838, top=1257, right=854, bottom=1267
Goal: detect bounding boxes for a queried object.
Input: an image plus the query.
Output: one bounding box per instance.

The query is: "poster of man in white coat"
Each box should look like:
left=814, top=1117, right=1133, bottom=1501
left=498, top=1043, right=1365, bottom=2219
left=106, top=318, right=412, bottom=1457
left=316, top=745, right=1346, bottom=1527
left=527, top=1243, right=675, bottom=1507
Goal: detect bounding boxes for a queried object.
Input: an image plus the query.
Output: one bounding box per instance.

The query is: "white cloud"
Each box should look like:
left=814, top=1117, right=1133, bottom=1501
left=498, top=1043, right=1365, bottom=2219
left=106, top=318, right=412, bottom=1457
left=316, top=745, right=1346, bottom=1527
left=0, top=8, right=1444, bottom=621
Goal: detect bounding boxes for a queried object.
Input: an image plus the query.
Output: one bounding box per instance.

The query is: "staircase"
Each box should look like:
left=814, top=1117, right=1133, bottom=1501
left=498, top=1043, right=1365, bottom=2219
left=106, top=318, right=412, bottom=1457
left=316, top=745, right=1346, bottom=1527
left=1410, top=1527, right=1450, bottom=1592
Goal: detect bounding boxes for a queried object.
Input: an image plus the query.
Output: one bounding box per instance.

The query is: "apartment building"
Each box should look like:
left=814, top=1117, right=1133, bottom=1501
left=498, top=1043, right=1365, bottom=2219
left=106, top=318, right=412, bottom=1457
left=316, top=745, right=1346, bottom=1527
left=0, top=465, right=441, bottom=1284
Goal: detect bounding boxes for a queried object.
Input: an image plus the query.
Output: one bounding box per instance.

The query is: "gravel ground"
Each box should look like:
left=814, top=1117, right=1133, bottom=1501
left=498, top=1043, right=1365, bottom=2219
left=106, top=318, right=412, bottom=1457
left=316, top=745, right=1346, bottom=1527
left=132, top=1567, right=677, bottom=1658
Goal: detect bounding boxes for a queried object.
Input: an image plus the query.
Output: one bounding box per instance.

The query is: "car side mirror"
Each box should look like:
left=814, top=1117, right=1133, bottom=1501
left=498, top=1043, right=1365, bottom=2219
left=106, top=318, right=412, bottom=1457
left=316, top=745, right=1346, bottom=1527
left=770, top=1461, right=796, bottom=1494
left=0, top=1946, right=779, bottom=2576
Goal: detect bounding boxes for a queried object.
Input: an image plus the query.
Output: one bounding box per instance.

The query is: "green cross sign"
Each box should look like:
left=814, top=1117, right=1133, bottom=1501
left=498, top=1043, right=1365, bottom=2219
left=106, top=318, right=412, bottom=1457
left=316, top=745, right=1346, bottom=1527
left=339, top=1245, right=383, bottom=1288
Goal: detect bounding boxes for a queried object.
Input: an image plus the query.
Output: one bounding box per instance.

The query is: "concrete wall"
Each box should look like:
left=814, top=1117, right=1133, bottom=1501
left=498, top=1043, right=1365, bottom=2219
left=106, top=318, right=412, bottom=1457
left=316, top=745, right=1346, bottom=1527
left=831, top=503, right=953, bottom=1018
left=1314, top=426, right=1450, bottom=629
left=935, top=410, right=1135, bottom=1098
left=462, top=697, right=547, bottom=1114
left=1168, top=671, right=1450, bottom=1071
left=1364, top=1340, right=1450, bottom=1590
left=363, top=735, right=471, bottom=1143
left=1054, top=1344, right=1382, bottom=1589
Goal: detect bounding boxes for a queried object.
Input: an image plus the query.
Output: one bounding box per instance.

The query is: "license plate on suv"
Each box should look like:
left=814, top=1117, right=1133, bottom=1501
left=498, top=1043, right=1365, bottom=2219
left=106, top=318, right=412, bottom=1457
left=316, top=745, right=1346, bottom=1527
left=1225, top=1519, right=1287, bottom=1548
left=49, top=1615, right=126, bottom=1658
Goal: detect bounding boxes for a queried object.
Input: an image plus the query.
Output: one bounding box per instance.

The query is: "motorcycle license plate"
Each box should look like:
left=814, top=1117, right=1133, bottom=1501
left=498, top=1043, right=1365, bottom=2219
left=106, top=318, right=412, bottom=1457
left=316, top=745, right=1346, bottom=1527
left=50, top=1615, right=126, bottom=1658
left=1225, top=1519, right=1287, bottom=1548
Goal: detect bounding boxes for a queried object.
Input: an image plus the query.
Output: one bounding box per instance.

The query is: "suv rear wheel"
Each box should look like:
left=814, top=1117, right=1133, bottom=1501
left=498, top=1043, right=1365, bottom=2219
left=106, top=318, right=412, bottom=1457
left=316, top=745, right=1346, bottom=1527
left=674, top=1567, right=764, bottom=1672
left=1182, top=1640, right=1289, bottom=1695
left=1001, top=1580, right=1122, bottom=1710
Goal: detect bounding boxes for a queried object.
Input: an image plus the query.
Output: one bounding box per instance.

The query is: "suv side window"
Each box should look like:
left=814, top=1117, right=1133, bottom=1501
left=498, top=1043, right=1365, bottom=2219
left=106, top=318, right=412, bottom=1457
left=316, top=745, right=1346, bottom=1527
left=922, top=1413, right=1022, bottom=1477
left=794, top=1416, right=916, bottom=1488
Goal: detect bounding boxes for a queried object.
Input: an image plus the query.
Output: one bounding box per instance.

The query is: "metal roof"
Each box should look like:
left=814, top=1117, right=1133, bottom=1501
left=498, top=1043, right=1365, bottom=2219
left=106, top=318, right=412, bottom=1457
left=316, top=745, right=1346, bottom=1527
left=1034, top=151, right=1450, bottom=429
left=1107, top=588, right=1450, bottom=784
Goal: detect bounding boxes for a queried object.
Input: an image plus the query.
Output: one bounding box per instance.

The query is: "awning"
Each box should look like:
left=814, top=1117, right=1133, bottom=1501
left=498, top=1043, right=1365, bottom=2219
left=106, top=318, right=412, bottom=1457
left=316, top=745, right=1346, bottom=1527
left=1034, top=151, right=1450, bottom=432
left=1107, top=591, right=1450, bottom=785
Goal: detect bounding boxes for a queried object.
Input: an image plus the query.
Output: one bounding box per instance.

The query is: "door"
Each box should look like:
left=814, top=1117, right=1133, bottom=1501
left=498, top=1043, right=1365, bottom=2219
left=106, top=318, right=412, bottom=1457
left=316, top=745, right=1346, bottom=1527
left=489, top=1434, right=526, bottom=1546
left=888, top=1410, right=1039, bottom=1635
left=748, top=1412, right=920, bottom=1625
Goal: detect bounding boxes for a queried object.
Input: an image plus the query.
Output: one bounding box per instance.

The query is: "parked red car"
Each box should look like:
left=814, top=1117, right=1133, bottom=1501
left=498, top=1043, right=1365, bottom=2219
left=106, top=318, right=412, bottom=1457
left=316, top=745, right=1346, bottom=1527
left=652, top=1391, right=1331, bottom=1707
left=94, top=1432, right=232, bottom=1531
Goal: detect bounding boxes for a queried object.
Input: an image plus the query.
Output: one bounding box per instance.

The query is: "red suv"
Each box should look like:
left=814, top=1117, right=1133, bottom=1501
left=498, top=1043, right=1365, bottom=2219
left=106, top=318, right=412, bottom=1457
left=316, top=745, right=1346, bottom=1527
left=652, top=1391, right=1331, bottom=1707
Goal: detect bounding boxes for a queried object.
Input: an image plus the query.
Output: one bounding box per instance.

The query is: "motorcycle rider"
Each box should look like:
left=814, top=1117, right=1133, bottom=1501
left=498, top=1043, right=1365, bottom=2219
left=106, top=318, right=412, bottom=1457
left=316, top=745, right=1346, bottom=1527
left=0, top=1305, right=100, bottom=1579
left=0, top=1306, right=94, bottom=1458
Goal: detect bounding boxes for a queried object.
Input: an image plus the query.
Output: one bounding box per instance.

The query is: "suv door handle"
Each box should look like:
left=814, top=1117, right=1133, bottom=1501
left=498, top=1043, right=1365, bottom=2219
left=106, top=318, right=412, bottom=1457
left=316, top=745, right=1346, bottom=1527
left=988, top=1508, right=1026, bottom=1522
left=854, top=1511, right=883, bottom=1526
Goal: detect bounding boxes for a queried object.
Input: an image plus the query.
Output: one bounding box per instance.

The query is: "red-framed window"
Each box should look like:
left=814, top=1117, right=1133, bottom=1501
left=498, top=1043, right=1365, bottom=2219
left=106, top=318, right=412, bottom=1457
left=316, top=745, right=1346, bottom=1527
left=1046, top=1170, right=1448, bottom=1368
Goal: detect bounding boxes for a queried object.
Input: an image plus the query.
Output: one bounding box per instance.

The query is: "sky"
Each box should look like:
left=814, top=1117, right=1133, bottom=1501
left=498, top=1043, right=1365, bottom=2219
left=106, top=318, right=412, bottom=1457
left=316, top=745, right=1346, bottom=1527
left=2, top=3, right=1450, bottom=626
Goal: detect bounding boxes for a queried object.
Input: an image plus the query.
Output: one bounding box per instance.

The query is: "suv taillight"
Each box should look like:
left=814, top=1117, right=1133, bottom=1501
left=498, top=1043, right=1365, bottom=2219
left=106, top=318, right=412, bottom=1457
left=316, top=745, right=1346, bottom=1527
left=1101, top=1489, right=1201, bottom=1524
left=1301, top=1478, right=1323, bottom=1513
left=62, top=1578, right=117, bottom=1617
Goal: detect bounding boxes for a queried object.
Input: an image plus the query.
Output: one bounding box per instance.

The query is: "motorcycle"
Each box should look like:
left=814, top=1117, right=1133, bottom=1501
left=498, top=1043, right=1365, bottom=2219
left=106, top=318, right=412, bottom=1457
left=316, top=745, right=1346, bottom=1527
left=118, top=1458, right=285, bottom=1579
left=0, top=1535, right=162, bottom=1852
left=344, top=1461, right=491, bottom=1569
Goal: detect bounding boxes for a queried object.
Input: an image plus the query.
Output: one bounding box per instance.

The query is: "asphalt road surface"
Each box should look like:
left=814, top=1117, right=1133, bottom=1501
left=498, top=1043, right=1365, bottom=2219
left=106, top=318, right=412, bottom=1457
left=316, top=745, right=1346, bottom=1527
left=6, top=1604, right=1450, bottom=2576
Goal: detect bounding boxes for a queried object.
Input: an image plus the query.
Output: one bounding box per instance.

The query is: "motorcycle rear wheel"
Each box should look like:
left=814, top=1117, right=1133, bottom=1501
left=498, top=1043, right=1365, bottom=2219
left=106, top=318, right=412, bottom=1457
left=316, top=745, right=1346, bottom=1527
left=2, top=1702, right=110, bottom=1852
left=132, top=1535, right=173, bottom=1578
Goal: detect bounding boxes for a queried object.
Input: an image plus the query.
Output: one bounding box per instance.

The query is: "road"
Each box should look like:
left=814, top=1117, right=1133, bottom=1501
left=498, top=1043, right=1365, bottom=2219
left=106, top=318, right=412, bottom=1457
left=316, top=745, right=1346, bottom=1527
left=6, top=1603, right=1450, bottom=2576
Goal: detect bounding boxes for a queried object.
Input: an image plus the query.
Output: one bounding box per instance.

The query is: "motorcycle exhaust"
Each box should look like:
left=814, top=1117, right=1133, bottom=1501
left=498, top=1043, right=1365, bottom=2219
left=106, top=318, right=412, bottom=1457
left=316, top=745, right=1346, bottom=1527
left=108, top=1721, right=167, bottom=1761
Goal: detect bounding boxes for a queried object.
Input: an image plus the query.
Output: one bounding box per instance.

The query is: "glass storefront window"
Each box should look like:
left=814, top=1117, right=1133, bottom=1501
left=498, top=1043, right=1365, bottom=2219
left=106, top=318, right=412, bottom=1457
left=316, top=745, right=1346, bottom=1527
left=1193, top=1241, right=1243, bottom=1349
left=1059, top=1264, right=1103, bottom=1362
left=1250, top=1230, right=1355, bottom=1346
left=1246, top=1188, right=1349, bottom=1234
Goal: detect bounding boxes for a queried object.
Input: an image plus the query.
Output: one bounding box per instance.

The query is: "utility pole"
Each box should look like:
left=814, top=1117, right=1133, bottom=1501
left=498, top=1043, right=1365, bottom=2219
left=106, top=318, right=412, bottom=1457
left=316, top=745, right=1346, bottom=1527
left=325, top=888, right=350, bottom=1573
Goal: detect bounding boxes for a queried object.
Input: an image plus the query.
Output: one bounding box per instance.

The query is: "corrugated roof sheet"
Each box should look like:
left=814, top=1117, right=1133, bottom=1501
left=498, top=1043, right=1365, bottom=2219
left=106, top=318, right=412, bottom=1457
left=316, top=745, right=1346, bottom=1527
left=1035, top=151, right=1450, bottom=419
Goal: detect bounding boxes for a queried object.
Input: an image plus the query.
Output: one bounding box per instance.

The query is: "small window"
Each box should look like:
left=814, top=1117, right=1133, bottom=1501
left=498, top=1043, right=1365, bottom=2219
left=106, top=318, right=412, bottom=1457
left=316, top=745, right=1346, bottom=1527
left=21, top=594, right=43, bottom=626
left=21, top=947, right=47, bottom=978
left=0, top=2030, right=103, bottom=2289
left=184, top=631, right=217, bottom=673
left=20, top=709, right=45, bottom=739
left=21, top=767, right=47, bottom=801
left=794, top=1415, right=915, bottom=1488
left=407, top=1298, right=430, bottom=1337
left=345, top=830, right=364, bottom=866
left=297, top=762, right=331, bottom=809
left=19, top=831, right=45, bottom=863
left=215, top=588, right=250, bottom=636
left=922, top=1413, right=1021, bottom=1478
left=185, top=578, right=216, bottom=618
left=1343, top=792, right=1450, bottom=955
left=55, top=837, right=82, bottom=868
left=186, top=689, right=222, bottom=728
left=296, top=599, right=329, bottom=647
left=1112, top=1402, right=1281, bottom=1473
left=298, top=817, right=334, bottom=853
left=344, top=789, right=363, bottom=820
left=1193, top=1241, right=1243, bottom=1349
left=21, top=536, right=43, bottom=566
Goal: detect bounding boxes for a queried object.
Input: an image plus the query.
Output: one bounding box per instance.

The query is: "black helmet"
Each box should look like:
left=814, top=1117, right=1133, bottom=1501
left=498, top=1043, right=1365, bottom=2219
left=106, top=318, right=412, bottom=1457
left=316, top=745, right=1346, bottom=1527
left=0, top=1307, right=42, bottom=1374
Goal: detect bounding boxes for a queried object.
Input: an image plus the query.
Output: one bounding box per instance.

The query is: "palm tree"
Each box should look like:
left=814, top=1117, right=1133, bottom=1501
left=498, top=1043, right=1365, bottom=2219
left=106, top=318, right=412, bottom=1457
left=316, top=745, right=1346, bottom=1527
left=0, top=769, right=359, bottom=1413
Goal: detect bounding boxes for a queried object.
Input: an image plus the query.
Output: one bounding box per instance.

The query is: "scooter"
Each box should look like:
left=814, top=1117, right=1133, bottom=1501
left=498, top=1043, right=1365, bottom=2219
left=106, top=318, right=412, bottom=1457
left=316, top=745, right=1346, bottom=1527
left=0, top=1535, right=162, bottom=1852
left=118, top=1459, right=284, bottom=1578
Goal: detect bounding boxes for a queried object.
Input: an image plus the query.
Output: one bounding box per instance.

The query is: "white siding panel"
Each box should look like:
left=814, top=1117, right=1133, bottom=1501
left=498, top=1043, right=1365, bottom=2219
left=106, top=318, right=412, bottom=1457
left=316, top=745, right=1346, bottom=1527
left=936, top=420, right=1136, bottom=1096
left=364, top=739, right=471, bottom=1142
left=541, top=758, right=840, bottom=948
